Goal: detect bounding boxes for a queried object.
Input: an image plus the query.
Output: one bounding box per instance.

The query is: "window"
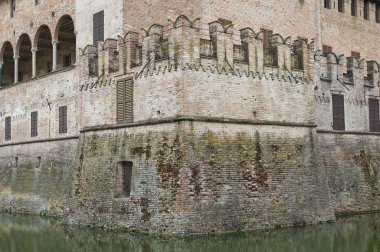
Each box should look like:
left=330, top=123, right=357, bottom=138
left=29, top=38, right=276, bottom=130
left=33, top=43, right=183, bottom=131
left=364, top=0, right=370, bottom=20
left=324, top=0, right=331, bottom=9
left=332, top=94, right=345, bottom=131
left=351, top=0, right=357, bottom=16
left=31, top=112, right=38, bottom=137
left=338, top=0, right=344, bottom=13
left=351, top=51, right=361, bottom=59
left=369, top=99, right=380, bottom=132
left=63, top=54, right=72, bottom=67
left=93, top=11, right=104, bottom=44
left=35, top=0, right=41, bottom=5
left=5, top=116, right=11, bottom=141
left=10, top=0, right=15, bottom=18
left=261, top=29, right=273, bottom=49
left=114, top=161, right=133, bottom=198
left=59, top=106, right=67, bottom=134
left=116, top=78, right=133, bottom=123
left=323, top=45, right=333, bottom=56
left=376, top=3, right=380, bottom=23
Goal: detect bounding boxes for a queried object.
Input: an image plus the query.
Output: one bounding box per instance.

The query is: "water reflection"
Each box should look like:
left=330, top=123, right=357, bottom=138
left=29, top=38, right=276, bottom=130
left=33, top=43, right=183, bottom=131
left=0, top=214, right=379, bottom=252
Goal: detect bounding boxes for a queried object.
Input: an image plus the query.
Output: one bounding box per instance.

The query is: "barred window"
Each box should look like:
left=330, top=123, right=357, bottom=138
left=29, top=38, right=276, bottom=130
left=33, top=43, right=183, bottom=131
left=114, top=161, right=133, bottom=198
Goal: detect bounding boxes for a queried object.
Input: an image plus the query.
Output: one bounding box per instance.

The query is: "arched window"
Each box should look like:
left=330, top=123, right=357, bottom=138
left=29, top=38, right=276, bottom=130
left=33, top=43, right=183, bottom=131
left=34, top=25, right=53, bottom=76
left=0, top=42, right=15, bottom=86
left=54, top=15, right=76, bottom=69
left=17, top=34, right=32, bottom=81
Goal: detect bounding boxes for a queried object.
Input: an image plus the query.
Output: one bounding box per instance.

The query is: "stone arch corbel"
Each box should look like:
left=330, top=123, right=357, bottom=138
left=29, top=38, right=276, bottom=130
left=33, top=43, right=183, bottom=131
left=270, top=34, right=291, bottom=45
left=240, top=28, right=256, bottom=40
left=170, top=15, right=200, bottom=28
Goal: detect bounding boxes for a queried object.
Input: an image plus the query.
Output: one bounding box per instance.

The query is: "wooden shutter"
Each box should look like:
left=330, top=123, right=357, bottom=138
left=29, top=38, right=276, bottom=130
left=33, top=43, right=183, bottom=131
left=99, top=11, right=104, bottom=42
left=116, top=78, right=133, bottom=123
left=369, top=98, right=380, bottom=132
left=5, top=116, right=11, bottom=141
left=93, top=11, right=104, bottom=44
left=332, top=94, right=345, bottom=131
left=31, top=111, right=38, bottom=137
left=59, top=106, right=67, bottom=134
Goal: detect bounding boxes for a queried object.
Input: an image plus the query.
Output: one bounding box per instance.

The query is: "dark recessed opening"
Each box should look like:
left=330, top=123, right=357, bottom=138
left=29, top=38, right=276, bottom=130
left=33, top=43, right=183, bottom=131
left=114, top=161, right=133, bottom=198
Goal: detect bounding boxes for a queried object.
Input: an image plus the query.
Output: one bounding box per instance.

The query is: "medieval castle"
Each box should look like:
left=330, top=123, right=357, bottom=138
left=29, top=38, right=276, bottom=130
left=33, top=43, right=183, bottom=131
left=0, top=0, right=379, bottom=234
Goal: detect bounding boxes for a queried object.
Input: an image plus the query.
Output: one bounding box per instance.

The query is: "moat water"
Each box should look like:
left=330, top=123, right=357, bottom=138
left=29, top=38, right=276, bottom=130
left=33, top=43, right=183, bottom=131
left=0, top=214, right=379, bottom=252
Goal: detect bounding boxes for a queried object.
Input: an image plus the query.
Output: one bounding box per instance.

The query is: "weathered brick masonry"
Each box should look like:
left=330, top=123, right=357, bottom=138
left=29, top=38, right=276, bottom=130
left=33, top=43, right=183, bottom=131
left=0, top=0, right=379, bottom=234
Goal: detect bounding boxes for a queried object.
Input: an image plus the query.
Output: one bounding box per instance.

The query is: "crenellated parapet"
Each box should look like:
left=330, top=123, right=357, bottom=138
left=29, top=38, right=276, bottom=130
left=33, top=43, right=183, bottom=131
left=78, top=15, right=317, bottom=83
left=318, top=51, right=380, bottom=97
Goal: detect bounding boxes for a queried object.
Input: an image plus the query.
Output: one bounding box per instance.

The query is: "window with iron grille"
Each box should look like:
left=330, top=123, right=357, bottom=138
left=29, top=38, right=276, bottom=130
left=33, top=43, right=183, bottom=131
left=332, top=94, right=345, bottom=131
left=364, top=0, right=370, bottom=20
left=31, top=111, right=38, bottom=137
left=5, top=116, right=11, bottom=141
left=338, top=0, right=344, bottom=13
left=351, top=0, right=357, bottom=16
left=369, top=98, right=380, bottom=132
left=93, top=11, right=104, bottom=44
left=59, top=106, right=67, bottom=134
left=324, top=0, right=331, bottom=9
left=114, top=161, right=133, bottom=198
left=351, top=51, right=361, bottom=59
left=116, top=78, right=133, bottom=123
